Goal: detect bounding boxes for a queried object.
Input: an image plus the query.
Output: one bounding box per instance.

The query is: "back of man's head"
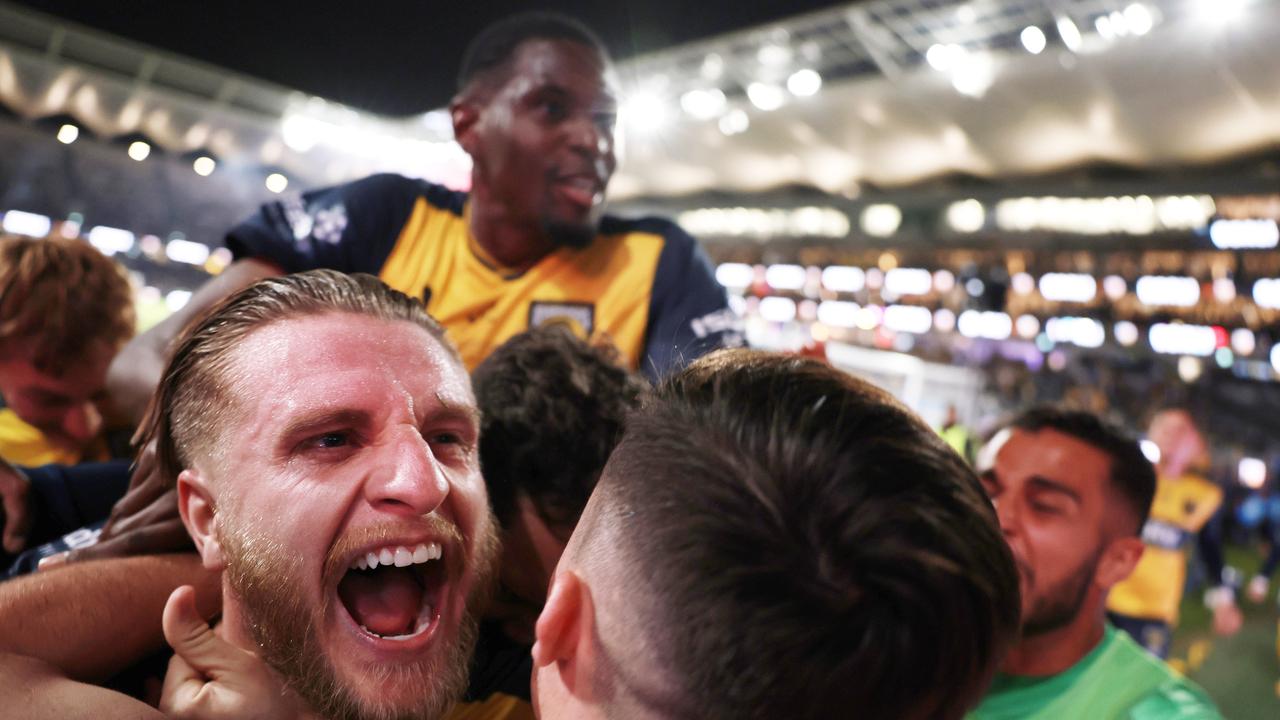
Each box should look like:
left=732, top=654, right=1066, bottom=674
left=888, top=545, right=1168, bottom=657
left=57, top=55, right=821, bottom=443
left=563, top=349, right=1020, bottom=720
left=457, top=11, right=607, bottom=94
left=472, top=325, right=645, bottom=531
left=0, top=234, right=134, bottom=374
left=1009, top=405, right=1157, bottom=535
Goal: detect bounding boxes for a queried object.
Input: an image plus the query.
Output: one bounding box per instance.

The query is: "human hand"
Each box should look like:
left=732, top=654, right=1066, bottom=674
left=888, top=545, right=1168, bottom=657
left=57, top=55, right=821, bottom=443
left=1211, top=601, right=1243, bottom=637
left=0, top=459, right=31, bottom=554
left=66, top=441, right=193, bottom=563
left=161, top=586, right=310, bottom=720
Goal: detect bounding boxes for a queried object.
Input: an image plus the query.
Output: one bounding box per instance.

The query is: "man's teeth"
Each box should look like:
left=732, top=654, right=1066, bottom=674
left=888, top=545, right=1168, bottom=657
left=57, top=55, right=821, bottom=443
left=350, top=542, right=442, bottom=571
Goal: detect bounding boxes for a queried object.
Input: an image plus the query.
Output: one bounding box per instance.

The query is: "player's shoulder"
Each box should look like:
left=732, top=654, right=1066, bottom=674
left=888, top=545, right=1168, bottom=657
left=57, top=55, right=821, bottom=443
left=1125, top=680, right=1221, bottom=720
left=599, top=214, right=696, bottom=249
left=340, top=173, right=466, bottom=215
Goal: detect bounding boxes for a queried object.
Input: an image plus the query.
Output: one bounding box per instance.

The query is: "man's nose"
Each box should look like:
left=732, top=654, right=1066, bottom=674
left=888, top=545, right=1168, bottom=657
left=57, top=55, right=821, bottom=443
left=365, top=429, right=450, bottom=517
left=994, top=496, right=1020, bottom=537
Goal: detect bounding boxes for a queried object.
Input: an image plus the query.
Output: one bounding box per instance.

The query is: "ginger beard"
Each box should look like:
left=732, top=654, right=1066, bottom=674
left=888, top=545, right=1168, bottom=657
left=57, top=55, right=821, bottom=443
left=219, top=512, right=501, bottom=720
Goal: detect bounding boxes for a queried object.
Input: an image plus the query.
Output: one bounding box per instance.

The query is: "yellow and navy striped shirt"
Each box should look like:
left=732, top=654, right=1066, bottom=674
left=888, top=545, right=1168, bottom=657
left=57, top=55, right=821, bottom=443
left=227, top=174, right=741, bottom=380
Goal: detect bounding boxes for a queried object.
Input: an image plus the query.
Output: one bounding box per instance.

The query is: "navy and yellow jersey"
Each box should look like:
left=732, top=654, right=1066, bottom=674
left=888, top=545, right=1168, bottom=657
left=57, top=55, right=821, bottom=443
left=226, top=173, right=742, bottom=380
left=1107, top=473, right=1223, bottom=625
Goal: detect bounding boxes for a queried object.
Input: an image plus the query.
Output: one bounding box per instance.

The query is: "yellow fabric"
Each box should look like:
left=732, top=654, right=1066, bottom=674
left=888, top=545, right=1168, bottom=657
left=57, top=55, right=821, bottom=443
left=0, top=408, right=85, bottom=466
left=1107, top=473, right=1222, bottom=624
left=378, top=198, right=663, bottom=372
left=446, top=693, right=536, bottom=720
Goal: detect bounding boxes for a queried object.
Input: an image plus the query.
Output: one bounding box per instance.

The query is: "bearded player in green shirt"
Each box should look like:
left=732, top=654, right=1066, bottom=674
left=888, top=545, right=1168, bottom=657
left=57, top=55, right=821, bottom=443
left=971, top=407, right=1221, bottom=719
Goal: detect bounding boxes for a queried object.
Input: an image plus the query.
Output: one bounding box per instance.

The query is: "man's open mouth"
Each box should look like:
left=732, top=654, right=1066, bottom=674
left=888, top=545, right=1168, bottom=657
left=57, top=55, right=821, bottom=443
left=336, top=542, right=446, bottom=642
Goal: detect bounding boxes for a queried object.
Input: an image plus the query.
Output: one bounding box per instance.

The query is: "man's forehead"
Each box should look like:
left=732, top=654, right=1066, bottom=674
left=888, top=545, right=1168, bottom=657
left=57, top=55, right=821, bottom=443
left=223, top=314, right=472, bottom=420
left=503, top=38, right=616, bottom=101
left=996, top=427, right=1111, bottom=486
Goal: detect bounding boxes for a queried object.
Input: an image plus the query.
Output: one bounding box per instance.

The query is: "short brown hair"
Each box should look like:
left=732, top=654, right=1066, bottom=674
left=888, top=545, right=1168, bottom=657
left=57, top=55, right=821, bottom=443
left=589, top=349, right=1020, bottom=720
left=0, top=234, right=135, bottom=374
left=140, top=270, right=454, bottom=485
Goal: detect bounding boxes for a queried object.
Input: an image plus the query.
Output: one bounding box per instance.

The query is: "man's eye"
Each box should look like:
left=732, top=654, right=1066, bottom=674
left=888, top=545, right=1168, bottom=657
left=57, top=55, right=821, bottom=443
left=1032, top=502, right=1065, bottom=516
left=429, top=432, right=462, bottom=446
left=541, top=99, right=568, bottom=121
left=311, top=432, right=351, bottom=449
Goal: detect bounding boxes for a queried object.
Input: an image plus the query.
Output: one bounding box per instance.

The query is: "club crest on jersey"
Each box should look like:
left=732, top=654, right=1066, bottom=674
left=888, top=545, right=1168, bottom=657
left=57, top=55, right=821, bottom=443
left=529, top=302, right=595, bottom=340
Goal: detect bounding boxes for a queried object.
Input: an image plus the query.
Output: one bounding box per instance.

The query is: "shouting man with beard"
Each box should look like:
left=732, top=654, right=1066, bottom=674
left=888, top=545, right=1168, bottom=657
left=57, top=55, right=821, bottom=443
left=0, top=270, right=500, bottom=720
left=969, top=407, right=1221, bottom=719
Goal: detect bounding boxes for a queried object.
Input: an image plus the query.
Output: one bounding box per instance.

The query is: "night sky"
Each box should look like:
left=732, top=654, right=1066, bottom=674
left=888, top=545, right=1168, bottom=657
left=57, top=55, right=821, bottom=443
left=15, top=0, right=857, bottom=116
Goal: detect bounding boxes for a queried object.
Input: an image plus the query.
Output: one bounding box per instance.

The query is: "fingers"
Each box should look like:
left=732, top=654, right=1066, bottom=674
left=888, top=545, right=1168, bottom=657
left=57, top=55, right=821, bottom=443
left=1, top=466, right=31, bottom=554
left=109, top=488, right=181, bottom=537
left=102, top=454, right=167, bottom=536
left=163, top=586, right=232, bottom=675
left=66, top=516, right=192, bottom=563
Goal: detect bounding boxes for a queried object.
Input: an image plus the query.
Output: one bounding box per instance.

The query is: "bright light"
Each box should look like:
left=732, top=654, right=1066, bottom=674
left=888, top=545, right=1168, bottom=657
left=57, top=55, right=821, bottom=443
left=718, top=109, right=750, bottom=136
left=1056, top=16, right=1083, bottom=52
left=1239, top=458, right=1267, bottom=489
left=1045, top=316, right=1105, bottom=348
left=865, top=268, right=884, bottom=290
left=948, top=51, right=995, bottom=98
left=884, top=268, right=933, bottom=297
left=1136, top=276, right=1200, bottom=307
left=165, top=290, right=193, bottom=312
left=766, top=264, right=806, bottom=291
left=854, top=305, right=883, bottom=331
left=1011, top=272, right=1035, bottom=295
left=822, top=266, right=865, bottom=293
left=1254, top=278, right=1280, bottom=309
left=1204, top=0, right=1250, bottom=26
left=995, top=195, right=1211, bottom=235
left=282, top=114, right=323, bottom=152
left=934, top=308, right=957, bottom=333
left=265, top=173, right=289, bottom=194
left=128, top=141, right=151, bottom=161
left=1, top=210, right=52, bottom=237
left=860, top=204, right=901, bottom=237
left=622, top=91, right=671, bottom=135
left=746, top=83, right=786, bottom=112
left=883, top=305, right=933, bottom=334
left=680, top=88, right=727, bottom=120
left=926, top=44, right=965, bottom=72
left=1231, top=328, right=1256, bottom=356
left=817, top=300, right=859, bottom=328
left=1114, top=321, right=1139, bottom=347
left=1273, top=343, right=1280, bottom=374
left=192, top=156, right=216, bottom=176
left=1103, top=275, right=1128, bottom=301
left=966, top=278, right=985, bottom=297
left=1178, top=356, right=1203, bottom=383
left=701, top=53, right=724, bottom=80
left=1213, top=278, right=1237, bottom=304
left=166, top=239, right=211, bottom=265
left=1021, top=26, right=1047, bottom=54
left=1124, top=4, right=1154, bottom=36
left=757, top=44, right=792, bottom=67
left=56, top=124, right=79, bottom=144
left=1210, top=219, right=1279, bottom=249
left=934, top=269, right=956, bottom=293
left=1149, top=323, right=1217, bottom=356
left=787, top=69, right=822, bottom=97
left=1216, top=347, right=1234, bottom=369
left=758, top=296, right=797, bottom=323
left=946, top=199, right=985, bottom=233
left=1140, top=439, right=1161, bottom=464
left=87, top=226, right=135, bottom=255
left=1039, top=273, right=1098, bottom=303
left=958, top=310, right=1012, bottom=340
left=1015, top=314, right=1041, bottom=339
left=715, top=263, right=753, bottom=290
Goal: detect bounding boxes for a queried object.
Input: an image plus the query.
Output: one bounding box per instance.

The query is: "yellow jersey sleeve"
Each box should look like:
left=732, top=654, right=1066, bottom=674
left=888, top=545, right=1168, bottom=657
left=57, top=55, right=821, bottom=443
left=0, top=409, right=85, bottom=466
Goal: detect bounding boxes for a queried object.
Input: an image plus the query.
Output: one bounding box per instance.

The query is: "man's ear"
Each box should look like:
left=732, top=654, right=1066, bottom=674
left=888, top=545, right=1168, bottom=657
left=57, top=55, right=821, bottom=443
left=1095, top=536, right=1144, bottom=590
left=450, top=97, right=480, bottom=157
left=532, top=570, right=598, bottom=698
left=177, top=468, right=225, bottom=571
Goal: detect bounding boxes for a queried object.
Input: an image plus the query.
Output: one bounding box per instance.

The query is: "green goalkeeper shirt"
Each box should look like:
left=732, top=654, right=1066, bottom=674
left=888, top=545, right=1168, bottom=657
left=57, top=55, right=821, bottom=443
left=969, top=625, right=1220, bottom=720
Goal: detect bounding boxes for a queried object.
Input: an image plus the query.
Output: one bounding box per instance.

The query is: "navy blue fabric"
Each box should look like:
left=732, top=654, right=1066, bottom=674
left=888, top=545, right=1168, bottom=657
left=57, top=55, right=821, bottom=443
left=224, top=173, right=443, bottom=274
left=1, top=460, right=130, bottom=579
left=604, top=216, right=742, bottom=382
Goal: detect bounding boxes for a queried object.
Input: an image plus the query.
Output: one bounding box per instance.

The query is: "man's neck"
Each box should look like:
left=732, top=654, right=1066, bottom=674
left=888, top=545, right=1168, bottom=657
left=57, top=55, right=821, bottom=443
left=1000, top=609, right=1105, bottom=677
left=468, top=186, right=556, bottom=273
left=218, top=586, right=257, bottom=651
